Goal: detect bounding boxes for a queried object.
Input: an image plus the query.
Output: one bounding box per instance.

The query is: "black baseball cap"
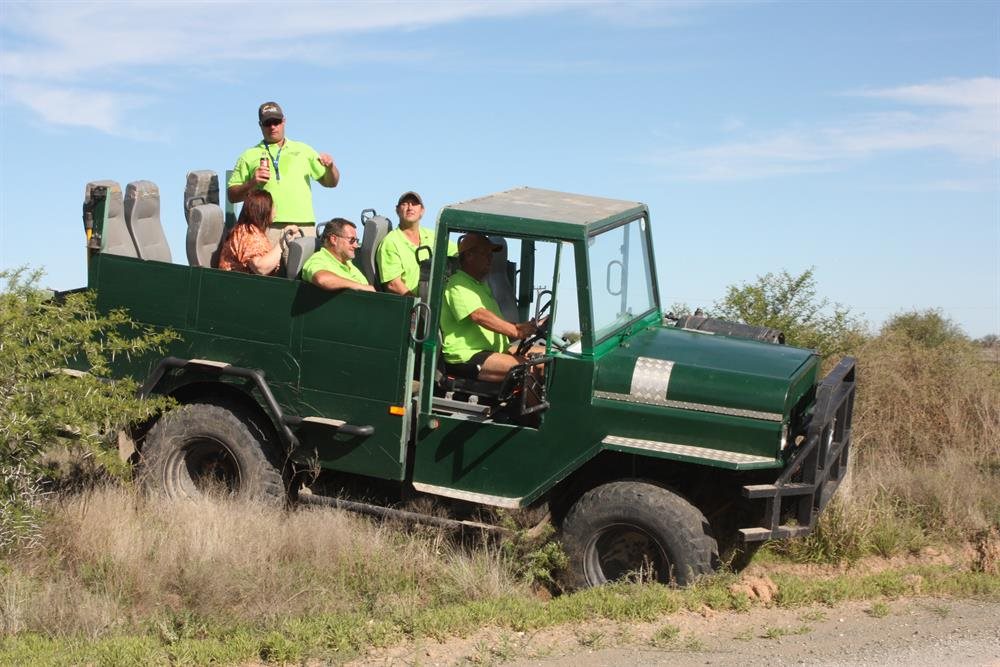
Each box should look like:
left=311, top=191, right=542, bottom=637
left=258, top=101, right=284, bottom=123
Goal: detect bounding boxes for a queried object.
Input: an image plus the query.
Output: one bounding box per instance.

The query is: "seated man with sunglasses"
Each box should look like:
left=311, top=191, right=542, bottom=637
left=301, top=219, right=375, bottom=292
left=227, top=101, right=339, bottom=244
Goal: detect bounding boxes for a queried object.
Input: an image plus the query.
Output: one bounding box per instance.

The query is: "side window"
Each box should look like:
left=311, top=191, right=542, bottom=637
left=551, top=242, right=582, bottom=353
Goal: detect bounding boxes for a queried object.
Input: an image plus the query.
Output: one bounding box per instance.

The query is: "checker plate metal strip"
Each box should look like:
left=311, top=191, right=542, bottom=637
left=412, top=482, right=522, bottom=508
left=594, top=390, right=783, bottom=422
left=602, top=435, right=775, bottom=464
left=630, top=357, right=674, bottom=402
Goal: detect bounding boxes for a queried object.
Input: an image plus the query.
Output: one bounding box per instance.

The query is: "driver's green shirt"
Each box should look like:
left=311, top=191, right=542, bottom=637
left=441, top=270, right=508, bottom=364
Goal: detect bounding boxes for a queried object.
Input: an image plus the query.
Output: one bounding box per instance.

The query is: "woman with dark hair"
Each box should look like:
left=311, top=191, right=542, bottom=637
left=217, top=189, right=300, bottom=275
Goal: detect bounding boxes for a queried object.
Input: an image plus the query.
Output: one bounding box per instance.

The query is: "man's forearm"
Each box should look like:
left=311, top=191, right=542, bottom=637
left=227, top=181, right=255, bottom=204
left=383, top=277, right=411, bottom=296
left=469, top=308, right=517, bottom=338
left=320, top=163, right=340, bottom=188
left=311, top=271, right=373, bottom=292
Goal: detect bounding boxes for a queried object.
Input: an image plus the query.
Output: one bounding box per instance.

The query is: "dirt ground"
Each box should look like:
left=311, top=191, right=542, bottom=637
left=348, top=546, right=1000, bottom=666
left=351, top=597, right=1000, bottom=667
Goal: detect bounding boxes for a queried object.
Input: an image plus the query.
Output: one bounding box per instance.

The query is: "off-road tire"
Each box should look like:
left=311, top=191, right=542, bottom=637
left=139, top=403, right=286, bottom=504
left=561, top=480, right=719, bottom=589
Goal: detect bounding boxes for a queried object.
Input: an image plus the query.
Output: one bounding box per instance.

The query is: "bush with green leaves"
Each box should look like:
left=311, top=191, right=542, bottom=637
left=0, top=268, right=175, bottom=552
left=712, top=268, right=867, bottom=358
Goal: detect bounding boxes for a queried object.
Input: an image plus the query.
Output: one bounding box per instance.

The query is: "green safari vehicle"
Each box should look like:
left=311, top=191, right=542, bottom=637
left=76, top=178, right=855, bottom=588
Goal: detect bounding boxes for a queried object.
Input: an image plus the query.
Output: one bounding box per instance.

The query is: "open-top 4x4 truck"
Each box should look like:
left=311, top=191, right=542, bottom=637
left=76, top=181, right=855, bottom=588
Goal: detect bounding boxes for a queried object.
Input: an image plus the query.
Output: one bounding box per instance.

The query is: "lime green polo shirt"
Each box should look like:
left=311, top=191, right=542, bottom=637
left=376, top=227, right=434, bottom=293
left=441, top=270, right=508, bottom=364
left=301, top=247, right=369, bottom=286
left=376, top=227, right=459, bottom=293
left=228, top=139, right=327, bottom=223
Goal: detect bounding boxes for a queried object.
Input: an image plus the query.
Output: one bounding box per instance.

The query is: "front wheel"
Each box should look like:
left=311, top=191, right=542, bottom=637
left=139, top=403, right=286, bottom=504
left=561, top=481, right=718, bottom=588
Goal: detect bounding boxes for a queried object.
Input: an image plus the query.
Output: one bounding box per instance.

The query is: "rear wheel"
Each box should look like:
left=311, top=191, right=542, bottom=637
left=561, top=480, right=718, bottom=588
left=139, top=403, right=286, bottom=503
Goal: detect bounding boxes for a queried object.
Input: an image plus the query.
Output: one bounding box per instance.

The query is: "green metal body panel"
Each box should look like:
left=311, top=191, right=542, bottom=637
left=90, top=252, right=415, bottom=482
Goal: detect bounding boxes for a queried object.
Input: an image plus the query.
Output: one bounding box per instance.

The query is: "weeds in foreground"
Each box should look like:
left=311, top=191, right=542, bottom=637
left=651, top=623, right=680, bottom=645
left=866, top=602, right=891, bottom=618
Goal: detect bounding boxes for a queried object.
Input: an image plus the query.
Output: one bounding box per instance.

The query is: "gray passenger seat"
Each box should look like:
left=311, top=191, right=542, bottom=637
left=186, top=205, right=225, bottom=267
left=285, top=236, right=321, bottom=280
left=124, top=180, right=172, bottom=262
left=183, top=170, right=225, bottom=267
left=85, top=180, right=137, bottom=258
left=357, top=209, right=392, bottom=288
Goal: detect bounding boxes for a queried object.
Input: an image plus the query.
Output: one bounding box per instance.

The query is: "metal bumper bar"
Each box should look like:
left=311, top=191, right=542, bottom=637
left=739, top=356, right=857, bottom=542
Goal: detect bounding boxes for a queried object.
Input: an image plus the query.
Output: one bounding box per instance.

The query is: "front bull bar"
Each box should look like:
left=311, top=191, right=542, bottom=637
left=739, top=356, right=857, bottom=542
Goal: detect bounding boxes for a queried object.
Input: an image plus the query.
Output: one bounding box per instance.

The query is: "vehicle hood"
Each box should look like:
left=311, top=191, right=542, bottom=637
left=593, top=325, right=818, bottom=420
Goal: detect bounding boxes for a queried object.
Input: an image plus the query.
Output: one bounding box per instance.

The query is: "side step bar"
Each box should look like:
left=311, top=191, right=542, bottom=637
left=739, top=356, right=857, bottom=542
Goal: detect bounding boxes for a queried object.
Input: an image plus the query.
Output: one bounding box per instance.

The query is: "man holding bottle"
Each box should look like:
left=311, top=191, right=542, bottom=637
left=227, top=101, right=340, bottom=243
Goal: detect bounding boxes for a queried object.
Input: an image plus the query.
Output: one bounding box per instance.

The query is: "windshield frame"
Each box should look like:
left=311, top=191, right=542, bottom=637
left=585, top=215, right=660, bottom=349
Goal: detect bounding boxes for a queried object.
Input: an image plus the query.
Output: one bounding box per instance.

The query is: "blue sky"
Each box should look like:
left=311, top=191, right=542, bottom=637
left=1, top=1, right=997, bottom=337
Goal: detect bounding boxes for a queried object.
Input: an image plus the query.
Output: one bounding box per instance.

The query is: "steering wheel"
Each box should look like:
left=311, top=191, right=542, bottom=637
left=515, top=290, right=553, bottom=356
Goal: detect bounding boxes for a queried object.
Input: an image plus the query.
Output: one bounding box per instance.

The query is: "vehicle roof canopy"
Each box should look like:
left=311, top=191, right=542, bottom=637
left=438, top=187, right=648, bottom=241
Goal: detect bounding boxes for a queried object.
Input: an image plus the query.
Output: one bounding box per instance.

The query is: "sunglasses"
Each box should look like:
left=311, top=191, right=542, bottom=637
left=260, top=119, right=284, bottom=128
left=336, top=235, right=360, bottom=245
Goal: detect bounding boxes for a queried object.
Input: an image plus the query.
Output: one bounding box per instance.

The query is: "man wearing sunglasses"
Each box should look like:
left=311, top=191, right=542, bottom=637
left=302, top=218, right=375, bottom=292
left=227, top=101, right=340, bottom=244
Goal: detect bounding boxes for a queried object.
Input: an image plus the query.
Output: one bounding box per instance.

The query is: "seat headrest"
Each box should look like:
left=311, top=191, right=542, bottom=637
left=184, top=170, right=220, bottom=224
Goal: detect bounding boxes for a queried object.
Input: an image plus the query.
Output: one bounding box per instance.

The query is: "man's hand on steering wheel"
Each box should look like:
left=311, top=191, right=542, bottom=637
left=515, top=291, right=554, bottom=356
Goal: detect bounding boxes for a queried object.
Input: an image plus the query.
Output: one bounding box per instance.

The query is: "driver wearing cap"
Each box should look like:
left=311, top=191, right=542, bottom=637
left=440, top=233, right=541, bottom=383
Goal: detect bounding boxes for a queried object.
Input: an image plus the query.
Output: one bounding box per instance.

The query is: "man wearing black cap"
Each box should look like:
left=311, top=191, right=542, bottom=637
left=376, top=190, right=453, bottom=296
left=227, top=101, right=340, bottom=243
left=440, top=233, right=539, bottom=383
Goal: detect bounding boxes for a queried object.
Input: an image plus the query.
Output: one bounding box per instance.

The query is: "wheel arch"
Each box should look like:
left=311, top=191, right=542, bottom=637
left=135, top=357, right=297, bottom=455
left=544, top=450, right=766, bottom=539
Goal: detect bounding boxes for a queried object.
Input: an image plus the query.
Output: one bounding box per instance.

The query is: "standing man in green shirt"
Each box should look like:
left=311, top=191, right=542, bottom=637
left=228, top=101, right=340, bottom=244
left=440, top=233, right=539, bottom=383
left=302, top=219, right=375, bottom=292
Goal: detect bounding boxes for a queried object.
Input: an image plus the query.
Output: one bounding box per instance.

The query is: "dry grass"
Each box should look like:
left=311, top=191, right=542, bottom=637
left=0, top=487, right=528, bottom=637
left=852, top=331, right=1000, bottom=534
left=775, top=329, right=1000, bottom=563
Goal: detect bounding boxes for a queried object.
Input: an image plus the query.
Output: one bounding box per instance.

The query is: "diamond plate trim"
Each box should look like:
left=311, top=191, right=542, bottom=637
left=412, top=482, right=522, bottom=508
left=594, top=390, right=783, bottom=422
left=301, top=416, right=347, bottom=428
left=602, top=435, right=775, bottom=465
left=630, top=357, right=674, bottom=402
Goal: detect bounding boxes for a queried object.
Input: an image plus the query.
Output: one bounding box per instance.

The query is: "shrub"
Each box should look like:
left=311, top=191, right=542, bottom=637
left=0, top=268, right=175, bottom=552
left=713, top=267, right=867, bottom=358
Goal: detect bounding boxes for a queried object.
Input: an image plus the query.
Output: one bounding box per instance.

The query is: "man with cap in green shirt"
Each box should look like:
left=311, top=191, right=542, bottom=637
left=302, top=219, right=375, bottom=292
left=228, top=101, right=340, bottom=244
left=376, top=190, right=457, bottom=297
left=440, top=233, right=539, bottom=383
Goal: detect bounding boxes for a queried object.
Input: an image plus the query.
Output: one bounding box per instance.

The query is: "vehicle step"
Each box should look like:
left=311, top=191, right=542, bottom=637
left=739, top=524, right=813, bottom=542
left=742, top=482, right=815, bottom=498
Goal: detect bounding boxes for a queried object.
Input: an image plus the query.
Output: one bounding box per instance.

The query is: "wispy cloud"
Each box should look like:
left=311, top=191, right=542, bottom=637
left=0, top=1, right=587, bottom=135
left=645, top=78, right=1000, bottom=182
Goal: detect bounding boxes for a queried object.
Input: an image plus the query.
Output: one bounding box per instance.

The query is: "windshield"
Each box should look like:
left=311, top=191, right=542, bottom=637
left=588, top=217, right=657, bottom=342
